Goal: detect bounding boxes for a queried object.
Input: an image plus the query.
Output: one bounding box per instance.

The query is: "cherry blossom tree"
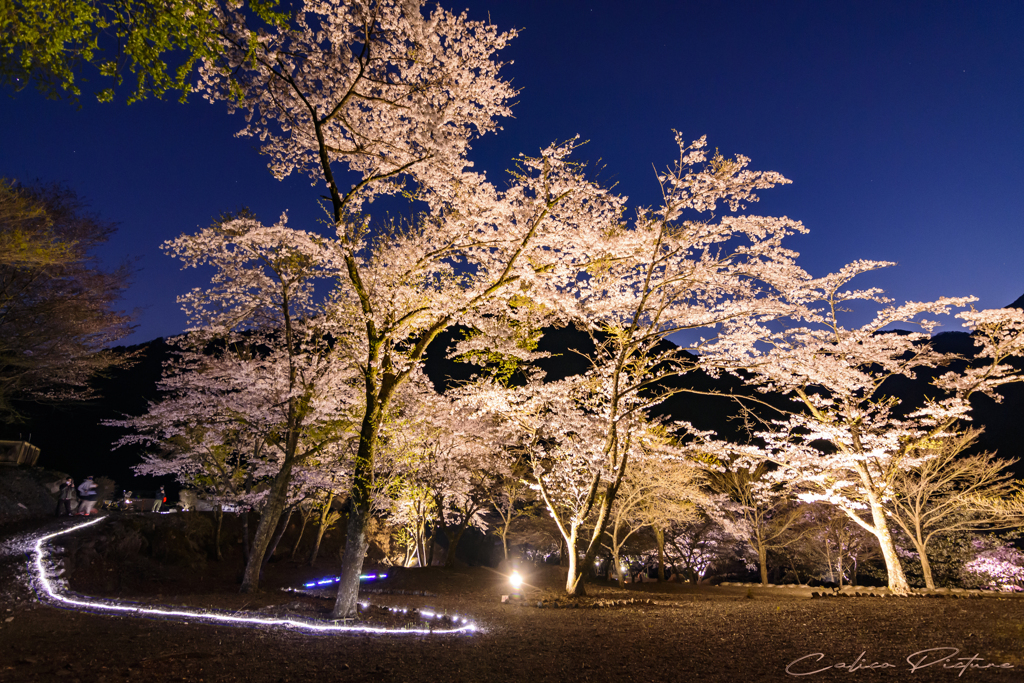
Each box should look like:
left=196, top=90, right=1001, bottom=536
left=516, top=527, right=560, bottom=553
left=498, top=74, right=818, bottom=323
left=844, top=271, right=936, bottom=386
left=888, top=429, right=1023, bottom=589
left=163, top=216, right=356, bottom=592
left=485, top=447, right=539, bottom=562
left=113, top=348, right=277, bottom=559
left=193, top=0, right=643, bottom=617
left=466, top=373, right=699, bottom=594
left=787, top=503, right=882, bottom=587
left=707, top=459, right=807, bottom=585
left=713, top=264, right=1024, bottom=594
left=604, top=451, right=701, bottom=587
left=460, top=135, right=812, bottom=596
left=962, top=539, right=1024, bottom=592
left=663, top=511, right=752, bottom=583
left=379, top=384, right=498, bottom=568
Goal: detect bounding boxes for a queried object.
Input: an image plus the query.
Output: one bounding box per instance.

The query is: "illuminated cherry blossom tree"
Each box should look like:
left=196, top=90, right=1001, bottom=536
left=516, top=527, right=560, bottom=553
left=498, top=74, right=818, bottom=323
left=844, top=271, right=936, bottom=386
left=405, top=392, right=497, bottom=568
left=707, top=459, right=807, bottom=585
left=461, top=135, right=812, bottom=596
left=888, top=429, right=1023, bottom=589
left=193, top=0, right=640, bottom=617
left=604, top=450, right=702, bottom=587
left=714, top=265, right=1024, bottom=594
left=162, top=216, right=356, bottom=592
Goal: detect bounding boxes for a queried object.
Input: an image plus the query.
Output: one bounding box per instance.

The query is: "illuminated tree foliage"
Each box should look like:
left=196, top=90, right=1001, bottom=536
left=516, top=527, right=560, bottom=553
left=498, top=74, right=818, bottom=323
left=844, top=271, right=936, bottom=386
left=712, top=264, right=1024, bottom=595
left=0, top=0, right=287, bottom=103
left=0, top=179, right=133, bottom=419
left=707, top=460, right=807, bottom=586
left=888, top=429, right=1023, bottom=589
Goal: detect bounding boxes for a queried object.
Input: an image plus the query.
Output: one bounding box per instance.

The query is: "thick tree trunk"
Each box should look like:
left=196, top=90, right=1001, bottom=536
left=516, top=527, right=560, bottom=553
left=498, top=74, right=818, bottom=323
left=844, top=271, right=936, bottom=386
left=654, top=526, right=666, bottom=582
left=443, top=520, right=470, bottom=569
left=852, top=462, right=910, bottom=595
left=240, top=452, right=297, bottom=593
left=758, top=543, right=769, bottom=585
left=564, top=525, right=586, bottom=596
left=868, top=502, right=910, bottom=595
left=332, top=392, right=388, bottom=619
left=333, top=501, right=370, bottom=619
left=261, top=506, right=293, bottom=576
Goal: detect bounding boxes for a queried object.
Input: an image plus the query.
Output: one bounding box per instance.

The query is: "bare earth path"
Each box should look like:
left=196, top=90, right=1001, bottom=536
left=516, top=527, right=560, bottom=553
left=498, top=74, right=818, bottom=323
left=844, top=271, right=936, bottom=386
left=1, top=515, right=1022, bottom=683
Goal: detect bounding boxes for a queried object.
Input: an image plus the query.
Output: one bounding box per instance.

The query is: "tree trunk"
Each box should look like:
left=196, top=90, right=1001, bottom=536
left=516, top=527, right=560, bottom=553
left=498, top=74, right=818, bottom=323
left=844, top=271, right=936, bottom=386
left=868, top=501, right=910, bottom=595
left=240, top=449, right=297, bottom=593
left=291, top=512, right=309, bottom=560
left=912, top=536, right=936, bottom=590
left=564, top=524, right=586, bottom=596
left=758, top=543, right=769, bottom=585
left=611, top=543, right=625, bottom=588
left=415, top=517, right=426, bottom=567
left=443, top=518, right=471, bottom=569
left=332, top=500, right=370, bottom=619
left=213, top=505, right=224, bottom=562
left=401, top=534, right=413, bottom=568
left=240, top=510, right=250, bottom=563
left=308, top=492, right=334, bottom=566
left=333, top=392, right=391, bottom=619
left=427, top=520, right=438, bottom=567
left=788, top=557, right=802, bottom=585
left=654, top=526, right=666, bottom=582
left=240, top=473, right=253, bottom=564
left=261, top=506, right=293, bottom=577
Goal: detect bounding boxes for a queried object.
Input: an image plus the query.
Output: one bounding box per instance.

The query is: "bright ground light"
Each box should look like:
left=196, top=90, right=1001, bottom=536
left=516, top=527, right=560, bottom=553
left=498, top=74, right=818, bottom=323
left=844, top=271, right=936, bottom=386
left=30, top=517, right=479, bottom=635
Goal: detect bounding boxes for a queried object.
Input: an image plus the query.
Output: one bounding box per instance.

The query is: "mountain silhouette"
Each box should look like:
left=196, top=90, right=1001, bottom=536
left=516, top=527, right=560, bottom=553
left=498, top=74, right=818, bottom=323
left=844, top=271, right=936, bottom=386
left=4, top=305, right=1023, bottom=490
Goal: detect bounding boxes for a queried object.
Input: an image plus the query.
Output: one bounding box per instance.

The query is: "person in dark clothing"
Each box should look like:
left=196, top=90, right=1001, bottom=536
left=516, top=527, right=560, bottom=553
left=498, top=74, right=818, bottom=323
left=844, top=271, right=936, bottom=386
left=152, top=486, right=166, bottom=512
left=56, top=477, right=75, bottom=516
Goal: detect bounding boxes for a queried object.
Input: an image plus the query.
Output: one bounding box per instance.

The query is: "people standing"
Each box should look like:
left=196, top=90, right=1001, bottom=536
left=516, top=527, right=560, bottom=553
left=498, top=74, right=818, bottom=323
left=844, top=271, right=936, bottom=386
left=55, top=477, right=75, bottom=516
left=76, top=476, right=98, bottom=515
left=152, top=486, right=166, bottom=512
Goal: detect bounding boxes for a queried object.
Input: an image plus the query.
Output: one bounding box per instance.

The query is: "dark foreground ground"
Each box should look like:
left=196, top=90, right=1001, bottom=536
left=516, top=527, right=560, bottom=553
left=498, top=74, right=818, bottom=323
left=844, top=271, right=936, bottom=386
left=1, top=514, right=1022, bottom=683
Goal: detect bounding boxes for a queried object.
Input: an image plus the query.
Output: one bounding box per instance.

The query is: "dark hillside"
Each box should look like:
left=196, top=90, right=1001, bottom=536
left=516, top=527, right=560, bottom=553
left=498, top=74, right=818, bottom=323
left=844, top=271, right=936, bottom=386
left=0, top=339, right=173, bottom=493
left=4, top=291, right=1023, bottom=492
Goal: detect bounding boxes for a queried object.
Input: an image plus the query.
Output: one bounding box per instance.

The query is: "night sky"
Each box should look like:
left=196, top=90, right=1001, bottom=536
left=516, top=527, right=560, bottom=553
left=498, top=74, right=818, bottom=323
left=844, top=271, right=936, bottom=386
left=1, top=0, right=1022, bottom=346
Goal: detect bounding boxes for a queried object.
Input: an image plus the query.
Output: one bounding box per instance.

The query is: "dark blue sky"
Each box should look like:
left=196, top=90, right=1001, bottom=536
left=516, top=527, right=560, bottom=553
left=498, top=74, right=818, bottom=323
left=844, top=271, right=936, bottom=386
left=2, top=0, right=1022, bottom=345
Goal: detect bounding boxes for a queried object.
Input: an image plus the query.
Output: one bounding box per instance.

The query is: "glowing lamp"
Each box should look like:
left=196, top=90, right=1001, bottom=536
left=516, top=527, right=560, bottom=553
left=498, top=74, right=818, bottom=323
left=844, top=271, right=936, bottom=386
left=510, top=571, right=523, bottom=590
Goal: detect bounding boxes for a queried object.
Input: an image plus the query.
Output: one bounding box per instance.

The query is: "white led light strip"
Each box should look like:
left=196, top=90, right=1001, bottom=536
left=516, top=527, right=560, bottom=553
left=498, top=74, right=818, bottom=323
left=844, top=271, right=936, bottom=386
left=31, top=517, right=479, bottom=635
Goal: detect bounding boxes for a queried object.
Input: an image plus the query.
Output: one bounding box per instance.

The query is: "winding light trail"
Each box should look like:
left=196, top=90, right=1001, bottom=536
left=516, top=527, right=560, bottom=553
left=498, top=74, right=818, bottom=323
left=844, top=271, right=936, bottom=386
left=30, top=516, right=479, bottom=635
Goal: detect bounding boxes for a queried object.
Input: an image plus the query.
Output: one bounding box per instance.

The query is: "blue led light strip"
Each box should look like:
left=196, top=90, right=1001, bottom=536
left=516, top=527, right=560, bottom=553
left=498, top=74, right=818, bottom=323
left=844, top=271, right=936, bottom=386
left=302, top=573, right=388, bottom=588
left=30, top=517, right=478, bottom=635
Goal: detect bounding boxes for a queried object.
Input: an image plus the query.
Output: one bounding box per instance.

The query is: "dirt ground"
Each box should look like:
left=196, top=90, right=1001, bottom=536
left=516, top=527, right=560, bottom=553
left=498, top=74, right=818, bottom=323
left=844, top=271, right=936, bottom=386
left=1, top=513, right=1023, bottom=683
